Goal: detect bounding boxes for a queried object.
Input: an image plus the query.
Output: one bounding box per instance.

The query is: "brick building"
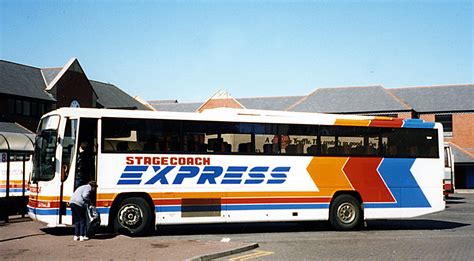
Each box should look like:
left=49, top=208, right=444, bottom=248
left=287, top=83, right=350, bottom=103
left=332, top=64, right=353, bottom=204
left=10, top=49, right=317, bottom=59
left=0, top=58, right=149, bottom=132
left=149, top=85, right=474, bottom=189
left=391, top=85, right=474, bottom=189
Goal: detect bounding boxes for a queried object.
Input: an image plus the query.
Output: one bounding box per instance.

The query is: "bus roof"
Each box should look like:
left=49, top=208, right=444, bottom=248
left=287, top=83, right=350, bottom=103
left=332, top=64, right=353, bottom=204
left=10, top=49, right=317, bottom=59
left=42, top=107, right=439, bottom=129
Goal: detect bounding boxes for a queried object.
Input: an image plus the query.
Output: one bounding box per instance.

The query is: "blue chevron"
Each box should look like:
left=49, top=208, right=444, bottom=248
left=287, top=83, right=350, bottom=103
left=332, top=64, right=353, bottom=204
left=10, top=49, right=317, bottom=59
left=378, top=158, right=431, bottom=208
left=402, top=119, right=435, bottom=129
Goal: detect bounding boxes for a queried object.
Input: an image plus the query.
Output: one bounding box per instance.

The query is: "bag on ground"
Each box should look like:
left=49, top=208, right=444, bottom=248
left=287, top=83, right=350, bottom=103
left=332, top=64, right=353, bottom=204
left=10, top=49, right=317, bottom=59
left=85, top=204, right=101, bottom=237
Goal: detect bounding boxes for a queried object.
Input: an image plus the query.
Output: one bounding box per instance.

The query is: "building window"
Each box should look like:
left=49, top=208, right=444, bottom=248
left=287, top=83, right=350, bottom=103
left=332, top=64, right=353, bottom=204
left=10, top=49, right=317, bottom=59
left=23, top=101, right=30, bottom=116
left=435, top=114, right=453, bottom=136
left=31, top=102, right=38, bottom=116
left=38, top=103, right=45, bottom=116
left=15, top=100, right=22, bottom=115
left=8, top=99, right=15, bottom=114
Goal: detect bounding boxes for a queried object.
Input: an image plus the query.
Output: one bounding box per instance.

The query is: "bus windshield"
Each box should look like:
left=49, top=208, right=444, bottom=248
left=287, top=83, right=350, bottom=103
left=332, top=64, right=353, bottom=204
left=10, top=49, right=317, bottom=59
left=32, top=115, right=60, bottom=182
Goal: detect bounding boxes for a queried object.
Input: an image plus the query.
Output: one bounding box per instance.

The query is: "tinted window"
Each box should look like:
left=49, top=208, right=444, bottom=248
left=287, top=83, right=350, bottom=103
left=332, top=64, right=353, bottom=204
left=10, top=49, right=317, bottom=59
left=101, top=118, right=438, bottom=158
left=183, top=121, right=252, bottom=153
left=102, top=118, right=181, bottom=153
left=381, top=128, right=438, bottom=158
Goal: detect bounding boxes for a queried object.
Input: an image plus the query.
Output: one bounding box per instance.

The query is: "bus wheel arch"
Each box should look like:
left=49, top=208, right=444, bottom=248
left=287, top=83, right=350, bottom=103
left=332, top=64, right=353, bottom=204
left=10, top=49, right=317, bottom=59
left=109, top=192, right=155, bottom=236
left=329, top=192, right=363, bottom=231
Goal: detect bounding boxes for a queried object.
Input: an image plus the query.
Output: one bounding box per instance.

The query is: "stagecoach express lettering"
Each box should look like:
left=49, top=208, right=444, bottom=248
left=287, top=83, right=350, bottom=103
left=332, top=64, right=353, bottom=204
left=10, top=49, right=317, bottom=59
left=117, top=156, right=292, bottom=186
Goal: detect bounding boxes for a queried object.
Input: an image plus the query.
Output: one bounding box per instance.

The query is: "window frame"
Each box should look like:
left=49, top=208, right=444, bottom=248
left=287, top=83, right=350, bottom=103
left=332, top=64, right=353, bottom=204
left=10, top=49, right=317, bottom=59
left=435, top=114, right=453, bottom=137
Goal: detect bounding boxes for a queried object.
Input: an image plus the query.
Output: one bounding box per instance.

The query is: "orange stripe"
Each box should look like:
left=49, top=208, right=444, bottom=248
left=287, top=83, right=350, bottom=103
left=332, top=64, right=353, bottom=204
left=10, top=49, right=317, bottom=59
left=334, top=119, right=370, bottom=127
left=0, top=180, right=28, bottom=185
left=0, top=184, right=26, bottom=188
left=97, top=191, right=331, bottom=200
left=306, top=157, right=353, bottom=196
left=31, top=195, right=70, bottom=201
left=373, top=116, right=393, bottom=120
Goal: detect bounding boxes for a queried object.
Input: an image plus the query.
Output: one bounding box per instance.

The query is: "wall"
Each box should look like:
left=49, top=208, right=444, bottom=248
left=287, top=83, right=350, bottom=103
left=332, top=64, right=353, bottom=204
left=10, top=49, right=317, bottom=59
left=451, top=114, right=474, bottom=156
left=419, top=113, right=474, bottom=155
left=53, top=70, right=97, bottom=109
left=420, top=114, right=435, bottom=122
left=397, top=112, right=412, bottom=119
left=197, top=99, right=244, bottom=112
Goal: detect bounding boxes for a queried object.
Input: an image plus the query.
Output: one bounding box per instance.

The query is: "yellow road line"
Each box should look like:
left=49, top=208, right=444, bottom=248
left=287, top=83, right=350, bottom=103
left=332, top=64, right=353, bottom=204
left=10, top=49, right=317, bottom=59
left=229, top=250, right=274, bottom=261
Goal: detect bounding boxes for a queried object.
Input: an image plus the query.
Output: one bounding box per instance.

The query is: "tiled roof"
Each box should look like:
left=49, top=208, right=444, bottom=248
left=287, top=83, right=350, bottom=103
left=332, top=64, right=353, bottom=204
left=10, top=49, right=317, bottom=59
left=148, top=84, right=474, bottom=115
left=0, top=60, right=55, bottom=101
left=288, top=86, right=411, bottom=113
left=90, top=80, right=150, bottom=110
left=149, top=96, right=306, bottom=112
left=196, top=90, right=244, bottom=112
left=449, top=142, right=474, bottom=164
left=151, top=102, right=202, bottom=112
left=390, top=85, right=474, bottom=113
left=41, top=68, right=62, bottom=86
left=148, top=100, right=178, bottom=105
left=237, top=96, right=304, bottom=111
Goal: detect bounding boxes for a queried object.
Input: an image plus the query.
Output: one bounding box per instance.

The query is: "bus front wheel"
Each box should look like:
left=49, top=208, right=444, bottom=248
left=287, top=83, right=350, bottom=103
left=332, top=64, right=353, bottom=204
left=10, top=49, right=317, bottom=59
left=329, top=194, right=362, bottom=231
left=114, top=197, right=152, bottom=236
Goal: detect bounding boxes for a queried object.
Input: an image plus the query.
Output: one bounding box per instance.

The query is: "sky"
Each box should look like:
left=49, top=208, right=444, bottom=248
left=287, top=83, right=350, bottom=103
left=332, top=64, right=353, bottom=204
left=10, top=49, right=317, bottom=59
left=1, top=0, right=473, bottom=102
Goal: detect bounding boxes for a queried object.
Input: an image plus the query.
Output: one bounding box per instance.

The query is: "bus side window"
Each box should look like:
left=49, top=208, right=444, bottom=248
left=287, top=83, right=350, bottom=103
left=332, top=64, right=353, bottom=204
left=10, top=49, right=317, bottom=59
left=388, top=145, right=397, bottom=156
left=206, top=138, right=221, bottom=152
left=128, top=142, right=143, bottom=151
left=321, top=143, right=328, bottom=154
left=103, top=140, right=115, bottom=152
left=116, top=142, right=129, bottom=152
left=263, top=144, right=272, bottom=154
left=143, top=142, right=157, bottom=152
left=239, top=142, right=251, bottom=153
left=223, top=142, right=231, bottom=152
left=307, top=145, right=318, bottom=155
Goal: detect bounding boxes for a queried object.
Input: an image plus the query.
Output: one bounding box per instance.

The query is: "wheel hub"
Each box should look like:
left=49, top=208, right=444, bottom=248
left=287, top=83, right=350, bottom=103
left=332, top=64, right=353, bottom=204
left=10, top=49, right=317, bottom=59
left=337, top=202, right=356, bottom=224
left=119, top=205, right=143, bottom=227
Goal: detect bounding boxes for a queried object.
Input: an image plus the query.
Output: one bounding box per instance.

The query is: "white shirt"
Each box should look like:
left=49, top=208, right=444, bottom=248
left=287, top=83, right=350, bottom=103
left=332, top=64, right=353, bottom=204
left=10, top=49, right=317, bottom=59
left=70, top=184, right=93, bottom=207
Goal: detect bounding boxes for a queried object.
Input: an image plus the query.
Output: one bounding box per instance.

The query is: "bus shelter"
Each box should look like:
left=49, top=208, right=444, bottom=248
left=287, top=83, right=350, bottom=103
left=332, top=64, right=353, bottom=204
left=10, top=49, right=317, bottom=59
left=0, top=132, right=34, bottom=222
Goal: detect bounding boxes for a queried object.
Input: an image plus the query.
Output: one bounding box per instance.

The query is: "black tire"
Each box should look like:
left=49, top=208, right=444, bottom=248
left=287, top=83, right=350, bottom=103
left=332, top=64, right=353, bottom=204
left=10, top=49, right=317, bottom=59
left=329, top=194, right=363, bottom=231
left=114, top=197, right=152, bottom=236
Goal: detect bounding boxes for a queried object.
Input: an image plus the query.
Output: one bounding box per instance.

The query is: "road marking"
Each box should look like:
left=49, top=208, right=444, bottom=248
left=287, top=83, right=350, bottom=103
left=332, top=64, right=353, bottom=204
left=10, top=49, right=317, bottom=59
left=229, top=250, right=274, bottom=261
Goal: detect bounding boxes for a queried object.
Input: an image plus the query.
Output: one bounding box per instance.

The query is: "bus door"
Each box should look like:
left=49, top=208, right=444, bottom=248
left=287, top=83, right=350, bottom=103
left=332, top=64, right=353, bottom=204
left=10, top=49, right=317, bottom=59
left=58, top=117, right=79, bottom=224
left=75, top=118, right=98, bottom=201
left=59, top=117, right=98, bottom=224
left=443, top=145, right=455, bottom=196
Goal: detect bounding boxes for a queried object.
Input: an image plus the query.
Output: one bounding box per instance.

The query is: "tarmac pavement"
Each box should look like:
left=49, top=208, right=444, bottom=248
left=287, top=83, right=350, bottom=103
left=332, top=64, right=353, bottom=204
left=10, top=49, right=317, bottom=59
left=0, top=218, right=257, bottom=260
left=2, top=190, right=473, bottom=260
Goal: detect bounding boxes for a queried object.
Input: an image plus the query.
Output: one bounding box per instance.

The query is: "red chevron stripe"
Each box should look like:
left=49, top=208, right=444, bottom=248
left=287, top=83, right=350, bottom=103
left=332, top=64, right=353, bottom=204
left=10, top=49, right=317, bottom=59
left=369, top=119, right=403, bottom=128
left=224, top=197, right=331, bottom=204
left=343, top=157, right=395, bottom=203
left=152, top=197, right=332, bottom=206
left=0, top=184, right=26, bottom=189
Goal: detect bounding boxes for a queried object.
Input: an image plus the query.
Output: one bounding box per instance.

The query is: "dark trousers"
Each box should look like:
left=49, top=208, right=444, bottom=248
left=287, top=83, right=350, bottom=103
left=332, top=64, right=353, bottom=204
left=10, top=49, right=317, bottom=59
left=71, top=203, right=86, bottom=237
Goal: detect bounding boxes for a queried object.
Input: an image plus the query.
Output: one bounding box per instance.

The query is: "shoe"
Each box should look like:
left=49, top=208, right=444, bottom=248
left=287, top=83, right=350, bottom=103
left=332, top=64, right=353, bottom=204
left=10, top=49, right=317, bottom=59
left=73, top=236, right=79, bottom=241
left=79, top=236, right=89, bottom=241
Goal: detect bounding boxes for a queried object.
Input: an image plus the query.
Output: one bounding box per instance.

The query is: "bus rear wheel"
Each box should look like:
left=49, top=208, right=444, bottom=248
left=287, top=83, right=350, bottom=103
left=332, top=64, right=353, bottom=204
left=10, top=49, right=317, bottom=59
left=329, top=194, right=362, bottom=231
left=114, top=197, right=152, bottom=236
